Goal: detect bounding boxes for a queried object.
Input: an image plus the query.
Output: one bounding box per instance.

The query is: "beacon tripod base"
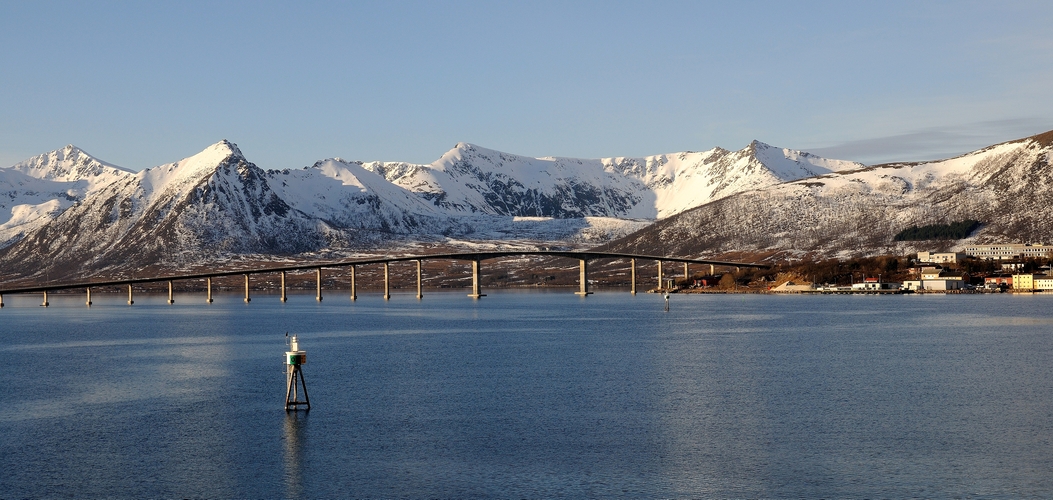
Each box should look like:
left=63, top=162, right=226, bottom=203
left=285, top=364, right=310, bottom=411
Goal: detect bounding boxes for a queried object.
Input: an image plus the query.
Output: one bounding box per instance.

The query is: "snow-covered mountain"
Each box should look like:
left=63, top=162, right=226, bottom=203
left=10, top=129, right=1046, bottom=283
left=364, top=141, right=863, bottom=219
left=0, top=137, right=855, bottom=281
left=0, top=141, right=337, bottom=278
left=611, top=130, right=1053, bottom=260
left=0, top=145, right=134, bottom=247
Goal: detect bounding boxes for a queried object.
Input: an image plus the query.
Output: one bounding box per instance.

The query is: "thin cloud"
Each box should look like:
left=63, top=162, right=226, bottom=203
left=808, top=118, right=1052, bottom=165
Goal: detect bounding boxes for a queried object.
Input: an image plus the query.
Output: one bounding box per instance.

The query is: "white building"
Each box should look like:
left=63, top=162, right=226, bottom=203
left=920, top=267, right=943, bottom=280
left=918, top=251, right=966, bottom=264
left=964, top=244, right=1051, bottom=260
left=1035, top=276, right=1053, bottom=291
left=851, top=278, right=901, bottom=291
left=902, top=279, right=965, bottom=291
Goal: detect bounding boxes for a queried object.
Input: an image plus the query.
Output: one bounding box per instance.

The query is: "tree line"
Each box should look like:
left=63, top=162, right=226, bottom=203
left=894, top=220, right=980, bottom=241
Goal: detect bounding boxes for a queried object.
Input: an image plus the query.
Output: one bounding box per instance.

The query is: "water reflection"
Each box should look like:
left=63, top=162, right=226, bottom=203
left=283, top=411, right=308, bottom=498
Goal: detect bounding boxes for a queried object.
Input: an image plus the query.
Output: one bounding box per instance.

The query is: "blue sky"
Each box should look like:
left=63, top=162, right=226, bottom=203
left=3, top=1, right=1053, bottom=170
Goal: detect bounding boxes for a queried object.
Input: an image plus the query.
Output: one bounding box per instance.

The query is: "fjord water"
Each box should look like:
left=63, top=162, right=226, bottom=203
left=2, top=291, right=1053, bottom=498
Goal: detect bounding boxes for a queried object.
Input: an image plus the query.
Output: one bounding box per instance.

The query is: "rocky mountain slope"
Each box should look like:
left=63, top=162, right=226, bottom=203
left=609, top=130, right=1053, bottom=261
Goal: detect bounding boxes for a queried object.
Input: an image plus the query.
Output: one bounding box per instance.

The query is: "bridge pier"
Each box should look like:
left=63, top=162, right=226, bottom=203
left=127, top=285, right=134, bottom=305
left=383, top=262, right=390, bottom=300
left=42, top=291, right=48, bottom=307
left=207, top=277, right=213, bottom=303
left=316, top=268, right=323, bottom=302
left=575, top=258, right=592, bottom=296
left=168, top=281, right=175, bottom=304
left=350, top=265, right=357, bottom=301
left=244, top=274, right=251, bottom=303
left=711, top=264, right=715, bottom=275
left=0, top=293, right=3, bottom=308
left=416, top=260, right=423, bottom=299
left=468, top=259, right=485, bottom=298
left=684, top=263, right=689, bottom=281
left=280, top=271, right=287, bottom=302
left=85, top=288, right=91, bottom=307
left=630, top=258, right=636, bottom=295
left=657, top=261, right=663, bottom=290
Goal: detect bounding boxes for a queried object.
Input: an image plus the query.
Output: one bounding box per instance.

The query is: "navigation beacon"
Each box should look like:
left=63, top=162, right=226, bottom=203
left=284, top=333, right=310, bottom=411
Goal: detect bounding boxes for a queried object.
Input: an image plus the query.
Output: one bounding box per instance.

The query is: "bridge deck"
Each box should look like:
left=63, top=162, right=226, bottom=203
left=0, top=250, right=768, bottom=296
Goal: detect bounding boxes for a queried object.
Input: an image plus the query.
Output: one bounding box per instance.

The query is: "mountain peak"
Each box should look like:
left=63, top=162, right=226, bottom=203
left=747, top=139, right=774, bottom=153
left=207, top=139, right=245, bottom=160
left=10, top=144, right=132, bottom=180
left=139, top=140, right=252, bottom=188
left=171, top=140, right=247, bottom=170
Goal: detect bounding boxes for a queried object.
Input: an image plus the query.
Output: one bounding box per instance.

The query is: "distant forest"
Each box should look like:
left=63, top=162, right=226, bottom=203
left=894, top=220, right=981, bottom=241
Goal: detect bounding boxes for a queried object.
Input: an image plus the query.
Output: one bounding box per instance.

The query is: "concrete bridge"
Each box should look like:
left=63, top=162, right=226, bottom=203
left=0, top=250, right=768, bottom=307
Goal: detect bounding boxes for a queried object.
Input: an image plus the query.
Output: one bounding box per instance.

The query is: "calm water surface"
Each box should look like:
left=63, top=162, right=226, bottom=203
left=2, top=290, right=1053, bottom=497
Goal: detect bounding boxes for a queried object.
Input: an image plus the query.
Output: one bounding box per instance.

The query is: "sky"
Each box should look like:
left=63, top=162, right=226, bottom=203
left=3, top=1, right=1053, bottom=171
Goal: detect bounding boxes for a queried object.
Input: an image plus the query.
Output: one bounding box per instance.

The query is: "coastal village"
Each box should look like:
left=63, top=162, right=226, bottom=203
left=766, top=243, right=1053, bottom=294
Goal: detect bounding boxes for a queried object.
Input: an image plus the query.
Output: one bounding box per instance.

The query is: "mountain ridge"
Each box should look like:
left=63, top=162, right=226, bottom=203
left=606, top=129, right=1053, bottom=261
left=3, top=130, right=1052, bottom=283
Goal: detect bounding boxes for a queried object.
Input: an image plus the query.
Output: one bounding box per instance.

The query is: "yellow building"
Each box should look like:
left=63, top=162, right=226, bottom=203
left=1013, top=274, right=1039, bottom=290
